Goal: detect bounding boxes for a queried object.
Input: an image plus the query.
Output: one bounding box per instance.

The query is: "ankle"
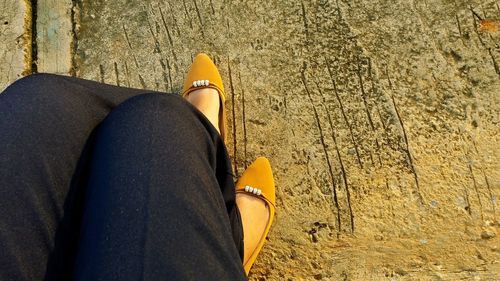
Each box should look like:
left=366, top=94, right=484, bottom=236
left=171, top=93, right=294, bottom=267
left=236, top=193, right=269, bottom=264
left=185, top=88, right=220, bottom=132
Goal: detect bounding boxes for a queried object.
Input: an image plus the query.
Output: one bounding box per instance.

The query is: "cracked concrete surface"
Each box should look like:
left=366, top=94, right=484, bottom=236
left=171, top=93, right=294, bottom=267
left=0, top=0, right=30, bottom=89
left=0, top=0, right=499, bottom=280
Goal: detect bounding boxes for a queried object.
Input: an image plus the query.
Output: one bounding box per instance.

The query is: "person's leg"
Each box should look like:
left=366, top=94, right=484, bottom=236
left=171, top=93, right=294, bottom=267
left=185, top=87, right=270, bottom=266
left=73, top=93, right=246, bottom=280
left=0, top=74, right=160, bottom=281
left=185, top=88, right=220, bottom=133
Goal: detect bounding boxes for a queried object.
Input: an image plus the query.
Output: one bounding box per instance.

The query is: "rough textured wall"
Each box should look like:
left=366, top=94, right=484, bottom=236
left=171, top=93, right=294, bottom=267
left=1, top=0, right=499, bottom=280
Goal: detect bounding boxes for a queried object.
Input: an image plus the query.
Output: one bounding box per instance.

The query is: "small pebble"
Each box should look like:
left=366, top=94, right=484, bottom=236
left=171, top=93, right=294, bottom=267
left=481, top=230, right=496, bottom=239
left=313, top=273, right=323, bottom=280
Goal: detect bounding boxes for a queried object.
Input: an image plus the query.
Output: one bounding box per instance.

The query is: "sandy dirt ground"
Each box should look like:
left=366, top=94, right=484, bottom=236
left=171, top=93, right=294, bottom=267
left=1, top=0, right=499, bottom=280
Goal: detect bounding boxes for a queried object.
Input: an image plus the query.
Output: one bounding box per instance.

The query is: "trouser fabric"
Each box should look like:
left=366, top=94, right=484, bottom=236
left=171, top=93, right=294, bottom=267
left=0, top=74, right=246, bottom=281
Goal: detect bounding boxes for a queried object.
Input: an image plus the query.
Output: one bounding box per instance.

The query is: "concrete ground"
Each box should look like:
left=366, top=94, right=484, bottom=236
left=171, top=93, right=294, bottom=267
left=1, top=0, right=499, bottom=280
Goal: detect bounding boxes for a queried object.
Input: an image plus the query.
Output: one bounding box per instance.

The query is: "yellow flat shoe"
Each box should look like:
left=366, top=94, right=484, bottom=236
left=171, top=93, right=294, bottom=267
left=235, top=157, right=276, bottom=275
left=181, top=53, right=227, bottom=143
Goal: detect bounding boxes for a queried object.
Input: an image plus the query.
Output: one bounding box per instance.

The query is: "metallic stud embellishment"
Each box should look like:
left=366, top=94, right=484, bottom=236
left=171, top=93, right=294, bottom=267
left=192, top=80, right=209, bottom=87
left=244, top=185, right=262, bottom=196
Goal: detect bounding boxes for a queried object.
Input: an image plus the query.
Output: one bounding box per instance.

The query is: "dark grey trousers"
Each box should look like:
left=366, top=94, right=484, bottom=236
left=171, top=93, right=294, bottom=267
left=0, top=74, right=246, bottom=281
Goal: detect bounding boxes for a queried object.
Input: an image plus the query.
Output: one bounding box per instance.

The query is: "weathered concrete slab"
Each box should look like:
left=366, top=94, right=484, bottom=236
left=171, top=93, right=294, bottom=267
left=0, top=0, right=30, bottom=91
left=73, top=0, right=499, bottom=279
left=36, top=0, right=73, bottom=74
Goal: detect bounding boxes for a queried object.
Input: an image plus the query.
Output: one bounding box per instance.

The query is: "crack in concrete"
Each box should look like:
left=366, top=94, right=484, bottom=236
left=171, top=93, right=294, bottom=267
left=22, top=0, right=36, bottom=74
left=69, top=0, right=80, bottom=76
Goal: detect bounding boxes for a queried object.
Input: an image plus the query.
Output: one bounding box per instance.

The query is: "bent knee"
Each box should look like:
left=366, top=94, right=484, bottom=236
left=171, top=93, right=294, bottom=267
left=1, top=73, right=72, bottom=101
left=6, top=73, right=63, bottom=90
left=112, top=93, right=191, bottom=116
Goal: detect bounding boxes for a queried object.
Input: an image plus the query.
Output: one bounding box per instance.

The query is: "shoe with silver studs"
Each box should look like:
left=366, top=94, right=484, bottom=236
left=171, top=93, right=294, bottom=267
left=181, top=53, right=227, bottom=143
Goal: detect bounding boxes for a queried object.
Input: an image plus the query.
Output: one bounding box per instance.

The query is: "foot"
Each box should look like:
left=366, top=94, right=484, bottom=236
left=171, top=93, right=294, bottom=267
left=185, top=88, right=220, bottom=133
left=236, top=193, right=270, bottom=265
